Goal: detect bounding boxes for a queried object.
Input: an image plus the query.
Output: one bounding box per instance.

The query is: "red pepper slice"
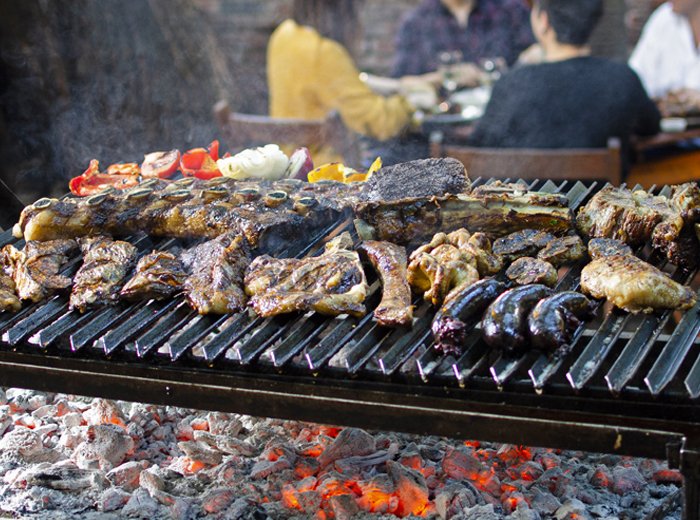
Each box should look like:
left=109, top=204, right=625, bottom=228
left=180, top=140, right=222, bottom=179
left=106, top=162, right=140, bottom=176
left=68, top=159, right=140, bottom=196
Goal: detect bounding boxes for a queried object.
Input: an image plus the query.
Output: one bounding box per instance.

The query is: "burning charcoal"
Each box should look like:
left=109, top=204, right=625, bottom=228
left=139, top=467, right=165, bottom=495
left=653, top=468, right=683, bottom=485
left=442, top=447, right=486, bottom=481
left=250, top=458, right=291, bottom=479
left=98, top=487, right=131, bottom=512
left=106, top=460, right=149, bottom=491
left=177, top=440, right=222, bottom=466
left=611, top=466, right=646, bottom=495
left=388, top=460, right=430, bottom=517
left=121, top=488, right=162, bottom=518
left=317, top=428, right=376, bottom=468
left=73, top=424, right=135, bottom=470
left=0, top=427, right=44, bottom=461
left=356, top=474, right=398, bottom=514
left=589, top=465, right=612, bottom=489
left=554, top=498, right=591, bottom=519
left=529, top=486, right=562, bottom=515
left=83, top=399, right=127, bottom=429
left=217, top=437, right=256, bottom=457
left=200, top=487, right=236, bottom=514
left=335, top=449, right=395, bottom=475
left=294, top=457, right=320, bottom=479
left=0, top=389, right=5, bottom=406
left=24, top=463, right=105, bottom=491
left=329, top=493, right=360, bottom=520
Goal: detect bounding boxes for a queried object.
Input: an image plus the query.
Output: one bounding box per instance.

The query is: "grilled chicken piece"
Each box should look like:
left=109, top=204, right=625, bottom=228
left=0, top=274, right=20, bottom=312
left=120, top=251, right=188, bottom=301
left=536, top=235, right=586, bottom=267
left=354, top=182, right=573, bottom=245
left=576, top=183, right=700, bottom=269
left=244, top=232, right=369, bottom=318
left=1, top=239, right=76, bottom=302
left=70, top=236, right=137, bottom=312
left=492, top=229, right=555, bottom=263
left=358, top=241, right=412, bottom=327
left=408, top=231, right=479, bottom=306
left=580, top=255, right=696, bottom=313
left=506, top=257, right=558, bottom=287
left=463, top=232, right=503, bottom=275
left=587, top=238, right=633, bottom=259
left=181, top=234, right=250, bottom=315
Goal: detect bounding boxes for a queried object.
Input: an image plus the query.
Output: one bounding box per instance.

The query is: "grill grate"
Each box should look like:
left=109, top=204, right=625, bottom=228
left=0, top=179, right=698, bottom=401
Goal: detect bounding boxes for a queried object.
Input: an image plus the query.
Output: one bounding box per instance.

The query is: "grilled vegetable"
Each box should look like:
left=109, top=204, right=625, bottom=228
left=180, top=140, right=222, bottom=180
left=528, top=292, right=595, bottom=353
left=141, top=150, right=180, bottom=179
left=506, top=257, right=558, bottom=287
left=481, top=284, right=553, bottom=356
left=432, top=278, right=506, bottom=355
left=69, top=159, right=140, bottom=196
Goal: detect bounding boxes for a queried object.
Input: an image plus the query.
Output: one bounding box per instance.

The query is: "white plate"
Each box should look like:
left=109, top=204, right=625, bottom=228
left=449, top=86, right=492, bottom=110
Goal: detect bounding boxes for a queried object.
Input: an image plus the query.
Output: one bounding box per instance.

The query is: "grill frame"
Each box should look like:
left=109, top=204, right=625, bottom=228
left=1, top=178, right=699, bottom=517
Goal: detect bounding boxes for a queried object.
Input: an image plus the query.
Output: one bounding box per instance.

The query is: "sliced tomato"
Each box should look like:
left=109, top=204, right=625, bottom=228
left=106, top=162, right=140, bottom=176
left=141, top=149, right=180, bottom=178
left=180, top=140, right=222, bottom=179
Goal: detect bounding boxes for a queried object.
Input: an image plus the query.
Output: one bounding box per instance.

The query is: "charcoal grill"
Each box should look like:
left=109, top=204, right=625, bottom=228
left=0, top=178, right=699, bottom=517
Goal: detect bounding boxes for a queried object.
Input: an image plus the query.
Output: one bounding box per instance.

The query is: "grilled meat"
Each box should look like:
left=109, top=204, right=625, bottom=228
left=576, top=183, right=700, bottom=269
left=587, top=238, right=633, bottom=259
left=358, top=158, right=469, bottom=202
left=408, top=230, right=480, bottom=306
left=463, top=232, right=503, bottom=275
left=580, top=255, right=696, bottom=313
left=358, top=241, right=412, bottom=327
left=120, top=251, right=188, bottom=301
left=244, top=232, right=369, bottom=318
left=354, top=182, right=573, bottom=245
left=1, top=239, right=77, bottom=302
left=0, top=274, right=20, bottom=312
left=506, top=257, right=558, bottom=287
left=15, top=177, right=349, bottom=252
left=528, top=292, right=595, bottom=353
left=432, top=278, right=507, bottom=355
left=492, top=229, right=555, bottom=263
left=482, top=284, right=553, bottom=356
left=70, top=236, right=137, bottom=312
left=536, top=235, right=586, bottom=267
left=181, top=233, right=250, bottom=315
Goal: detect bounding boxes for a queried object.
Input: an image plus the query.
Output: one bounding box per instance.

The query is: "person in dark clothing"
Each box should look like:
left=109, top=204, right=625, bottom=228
left=468, top=0, right=660, bottom=160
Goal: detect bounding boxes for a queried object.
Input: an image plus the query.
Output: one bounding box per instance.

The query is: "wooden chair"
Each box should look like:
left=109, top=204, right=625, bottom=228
left=430, top=133, right=623, bottom=185
left=213, top=100, right=361, bottom=166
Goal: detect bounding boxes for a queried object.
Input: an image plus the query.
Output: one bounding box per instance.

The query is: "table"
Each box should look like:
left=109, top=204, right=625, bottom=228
left=629, top=126, right=700, bottom=188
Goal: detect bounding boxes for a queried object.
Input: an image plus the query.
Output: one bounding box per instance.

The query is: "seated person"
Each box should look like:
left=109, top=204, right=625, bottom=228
left=467, top=0, right=660, bottom=160
left=267, top=0, right=435, bottom=166
left=392, top=0, right=535, bottom=83
left=629, top=0, right=700, bottom=114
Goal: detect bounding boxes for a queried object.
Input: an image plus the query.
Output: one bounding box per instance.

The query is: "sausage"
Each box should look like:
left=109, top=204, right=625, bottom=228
left=431, top=278, right=507, bottom=355
left=481, top=284, right=553, bottom=356
left=528, top=291, right=595, bottom=353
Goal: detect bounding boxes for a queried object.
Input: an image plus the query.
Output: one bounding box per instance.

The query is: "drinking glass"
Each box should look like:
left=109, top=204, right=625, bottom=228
left=438, top=50, right=463, bottom=97
left=478, top=56, right=507, bottom=88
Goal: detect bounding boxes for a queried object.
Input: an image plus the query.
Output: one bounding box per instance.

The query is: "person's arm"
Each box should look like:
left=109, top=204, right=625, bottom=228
left=628, top=8, right=665, bottom=98
left=316, top=39, right=414, bottom=141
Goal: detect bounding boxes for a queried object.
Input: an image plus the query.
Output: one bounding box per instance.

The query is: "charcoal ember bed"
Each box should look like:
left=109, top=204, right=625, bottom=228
left=0, top=178, right=699, bottom=518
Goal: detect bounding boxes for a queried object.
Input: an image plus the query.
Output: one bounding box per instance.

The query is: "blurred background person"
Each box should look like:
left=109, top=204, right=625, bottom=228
left=629, top=0, right=700, bottom=114
left=467, top=0, right=660, bottom=171
left=391, top=0, right=535, bottom=85
left=267, top=0, right=436, bottom=166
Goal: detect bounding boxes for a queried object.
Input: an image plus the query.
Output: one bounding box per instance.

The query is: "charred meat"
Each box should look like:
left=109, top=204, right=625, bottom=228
left=354, top=182, right=573, bottom=245
left=587, top=238, right=633, bottom=259
left=120, top=251, right=188, bottom=301
left=0, top=274, right=20, bottom=312
left=181, top=233, right=250, bottom=315
left=528, top=292, right=595, bottom=353
left=580, top=254, right=696, bottom=313
left=536, top=235, right=586, bottom=267
left=506, top=257, right=558, bottom=287
left=70, top=236, right=137, bottom=312
left=576, top=183, right=700, bottom=269
left=492, top=229, right=555, bottom=263
left=482, top=284, right=553, bottom=356
left=1, top=239, right=77, bottom=302
left=358, top=241, right=412, bottom=328
left=244, top=232, right=369, bottom=318
left=432, top=278, right=506, bottom=355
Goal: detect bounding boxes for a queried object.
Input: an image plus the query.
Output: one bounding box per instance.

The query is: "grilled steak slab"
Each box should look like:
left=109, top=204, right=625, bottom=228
left=120, top=251, right=188, bottom=301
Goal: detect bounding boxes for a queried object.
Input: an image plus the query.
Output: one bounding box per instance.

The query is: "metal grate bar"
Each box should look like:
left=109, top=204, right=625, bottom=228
left=166, top=314, right=229, bottom=361
left=69, top=306, right=134, bottom=352
left=566, top=309, right=628, bottom=391
left=231, top=316, right=291, bottom=365
left=377, top=315, right=434, bottom=376
left=683, top=346, right=700, bottom=399
left=262, top=313, right=326, bottom=367
left=99, top=300, right=179, bottom=355
left=2, top=297, right=67, bottom=345
left=645, top=295, right=700, bottom=396
left=200, top=313, right=252, bottom=362
left=446, top=334, right=490, bottom=384
left=134, top=302, right=193, bottom=357
left=29, top=309, right=91, bottom=348
left=301, top=317, right=360, bottom=370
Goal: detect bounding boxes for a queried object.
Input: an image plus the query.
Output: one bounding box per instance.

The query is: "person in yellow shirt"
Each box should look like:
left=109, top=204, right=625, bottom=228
left=267, top=0, right=433, bottom=166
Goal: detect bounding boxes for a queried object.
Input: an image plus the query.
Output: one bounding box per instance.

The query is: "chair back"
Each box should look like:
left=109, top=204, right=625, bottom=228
left=430, top=133, right=622, bottom=185
left=213, top=100, right=360, bottom=166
